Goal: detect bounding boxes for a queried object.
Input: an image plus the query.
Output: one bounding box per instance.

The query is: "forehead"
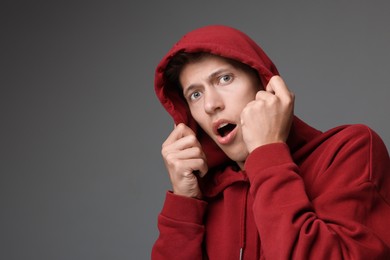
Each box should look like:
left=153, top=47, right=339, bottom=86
left=180, top=56, right=236, bottom=81
left=186, top=54, right=233, bottom=69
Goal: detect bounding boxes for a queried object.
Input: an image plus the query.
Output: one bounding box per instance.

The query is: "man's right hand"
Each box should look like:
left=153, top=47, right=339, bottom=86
left=161, top=123, right=208, bottom=199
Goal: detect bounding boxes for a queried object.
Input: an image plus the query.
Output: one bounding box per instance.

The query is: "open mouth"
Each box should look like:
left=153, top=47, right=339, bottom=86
left=217, top=123, right=237, bottom=137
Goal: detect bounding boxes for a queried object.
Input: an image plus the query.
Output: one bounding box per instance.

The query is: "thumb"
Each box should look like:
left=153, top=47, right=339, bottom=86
left=265, top=75, right=285, bottom=94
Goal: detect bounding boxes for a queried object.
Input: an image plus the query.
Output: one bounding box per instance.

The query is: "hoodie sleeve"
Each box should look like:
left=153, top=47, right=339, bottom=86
left=244, top=125, right=390, bottom=260
left=151, top=191, right=207, bottom=260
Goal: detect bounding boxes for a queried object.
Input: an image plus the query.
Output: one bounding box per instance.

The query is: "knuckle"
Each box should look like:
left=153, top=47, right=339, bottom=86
left=193, top=146, right=202, bottom=157
left=193, top=159, right=201, bottom=168
left=161, top=143, right=171, bottom=156
left=176, top=123, right=187, bottom=132
left=165, top=153, right=176, bottom=163
left=286, top=93, right=295, bottom=105
left=270, top=75, right=279, bottom=82
left=161, top=142, right=168, bottom=152
left=161, top=139, right=168, bottom=149
left=187, top=134, right=197, bottom=144
left=193, top=158, right=203, bottom=168
left=161, top=147, right=167, bottom=157
left=168, top=161, right=180, bottom=173
left=175, top=160, right=186, bottom=172
left=268, top=95, right=278, bottom=103
left=241, top=107, right=250, bottom=118
left=173, top=124, right=183, bottom=134
left=290, top=92, right=295, bottom=101
left=254, top=100, right=265, bottom=110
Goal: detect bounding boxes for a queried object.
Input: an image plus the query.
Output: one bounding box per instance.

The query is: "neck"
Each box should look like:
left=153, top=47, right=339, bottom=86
left=237, top=161, right=245, bottom=171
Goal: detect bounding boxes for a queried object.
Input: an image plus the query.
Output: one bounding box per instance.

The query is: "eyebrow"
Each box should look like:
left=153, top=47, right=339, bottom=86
left=182, top=85, right=197, bottom=99
left=208, top=68, right=230, bottom=81
left=182, top=67, right=232, bottom=97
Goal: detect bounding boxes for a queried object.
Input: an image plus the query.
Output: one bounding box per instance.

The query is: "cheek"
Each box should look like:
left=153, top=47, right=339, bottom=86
left=190, top=107, right=210, bottom=130
left=246, top=87, right=259, bottom=103
left=189, top=105, right=201, bottom=120
left=234, top=92, right=256, bottom=110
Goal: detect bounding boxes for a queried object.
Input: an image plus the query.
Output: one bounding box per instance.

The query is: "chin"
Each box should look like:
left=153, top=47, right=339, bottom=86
left=223, top=147, right=249, bottom=165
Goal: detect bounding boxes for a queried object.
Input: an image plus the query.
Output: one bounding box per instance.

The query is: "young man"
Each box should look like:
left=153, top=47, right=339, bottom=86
left=152, top=25, right=390, bottom=259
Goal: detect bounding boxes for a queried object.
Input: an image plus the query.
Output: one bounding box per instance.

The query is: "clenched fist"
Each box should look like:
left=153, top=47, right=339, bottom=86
left=240, top=76, right=294, bottom=153
left=161, top=123, right=208, bottom=199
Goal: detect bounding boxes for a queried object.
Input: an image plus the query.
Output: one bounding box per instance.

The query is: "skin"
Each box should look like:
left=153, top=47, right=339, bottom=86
left=161, top=55, right=294, bottom=199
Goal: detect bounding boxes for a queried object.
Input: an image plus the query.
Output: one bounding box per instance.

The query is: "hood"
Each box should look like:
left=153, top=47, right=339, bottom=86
left=154, top=25, right=321, bottom=169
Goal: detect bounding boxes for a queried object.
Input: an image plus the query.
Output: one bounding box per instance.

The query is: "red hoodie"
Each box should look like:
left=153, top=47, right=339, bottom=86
left=151, top=25, right=390, bottom=260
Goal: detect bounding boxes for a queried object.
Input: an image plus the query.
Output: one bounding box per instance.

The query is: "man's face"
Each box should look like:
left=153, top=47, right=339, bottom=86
left=180, top=55, right=261, bottom=166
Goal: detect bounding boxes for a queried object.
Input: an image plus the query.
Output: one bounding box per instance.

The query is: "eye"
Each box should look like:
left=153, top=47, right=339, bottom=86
left=189, top=91, right=202, bottom=101
left=219, top=74, right=233, bottom=84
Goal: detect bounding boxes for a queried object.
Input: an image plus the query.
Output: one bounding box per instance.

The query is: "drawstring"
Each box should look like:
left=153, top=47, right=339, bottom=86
left=239, top=182, right=249, bottom=259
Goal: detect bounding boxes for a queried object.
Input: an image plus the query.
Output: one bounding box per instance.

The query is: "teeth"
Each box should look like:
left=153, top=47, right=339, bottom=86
left=218, top=123, right=228, bottom=129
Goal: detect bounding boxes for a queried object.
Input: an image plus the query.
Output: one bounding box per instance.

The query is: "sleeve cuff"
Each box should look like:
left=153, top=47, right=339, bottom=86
left=244, top=143, right=293, bottom=177
left=160, top=191, right=208, bottom=225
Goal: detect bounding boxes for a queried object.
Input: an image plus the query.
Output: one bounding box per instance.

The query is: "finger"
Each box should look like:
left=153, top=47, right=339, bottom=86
left=169, top=146, right=207, bottom=161
left=166, top=134, right=201, bottom=152
left=173, top=158, right=207, bottom=177
left=255, top=89, right=275, bottom=100
left=185, top=158, right=208, bottom=178
left=197, top=163, right=208, bottom=178
left=176, top=123, right=196, bottom=137
left=265, top=76, right=293, bottom=101
left=164, top=123, right=196, bottom=145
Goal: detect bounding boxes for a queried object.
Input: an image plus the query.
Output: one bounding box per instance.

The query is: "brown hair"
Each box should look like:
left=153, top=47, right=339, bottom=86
left=164, top=52, right=261, bottom=92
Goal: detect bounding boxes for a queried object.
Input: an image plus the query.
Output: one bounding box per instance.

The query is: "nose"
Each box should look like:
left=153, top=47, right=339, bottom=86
left=204, top=87, right=224, bottom=114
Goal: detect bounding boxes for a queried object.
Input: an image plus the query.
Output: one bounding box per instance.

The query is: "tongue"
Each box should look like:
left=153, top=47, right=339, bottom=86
left=218, top=124, right=236, bottom=137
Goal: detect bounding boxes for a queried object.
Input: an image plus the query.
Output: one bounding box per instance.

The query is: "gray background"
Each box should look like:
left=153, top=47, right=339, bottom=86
left=1, top=1, right=389, bottom=259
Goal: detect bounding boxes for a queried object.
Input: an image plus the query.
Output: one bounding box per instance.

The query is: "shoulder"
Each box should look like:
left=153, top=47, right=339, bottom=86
left=317, top=124, right=387, bottom=157
left=319, top=124, right=390, bottom=202
left=312, top=124, right=390, bottom=188
left=320, top=123, right=389, bottom=166
left=325, top=124, right=375, bottom=142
